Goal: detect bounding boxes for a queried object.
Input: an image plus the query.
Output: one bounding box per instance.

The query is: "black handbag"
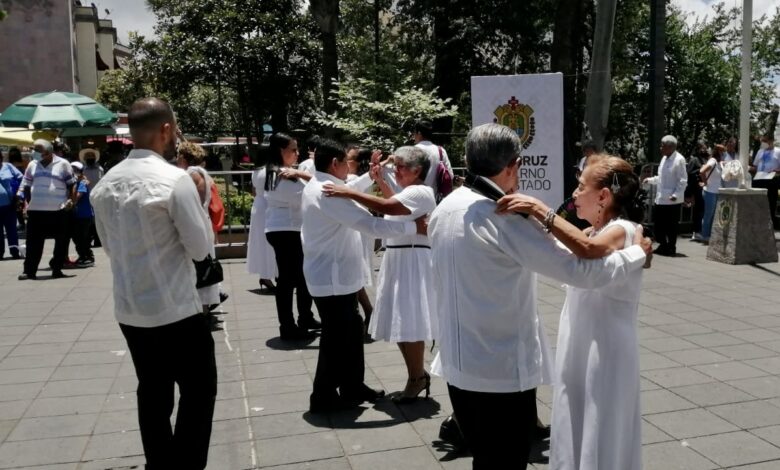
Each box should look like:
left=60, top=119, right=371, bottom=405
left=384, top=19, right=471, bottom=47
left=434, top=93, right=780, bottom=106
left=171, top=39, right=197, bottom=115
left=194, top=255, right=224, bottom=289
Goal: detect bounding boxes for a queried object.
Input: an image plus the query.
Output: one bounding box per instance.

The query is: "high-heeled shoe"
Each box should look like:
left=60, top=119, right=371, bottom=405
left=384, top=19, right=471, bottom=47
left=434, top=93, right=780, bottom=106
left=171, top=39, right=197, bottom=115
left=259, top=278, right=277, bottom=293
left=392, top=372, right=431, bottom=404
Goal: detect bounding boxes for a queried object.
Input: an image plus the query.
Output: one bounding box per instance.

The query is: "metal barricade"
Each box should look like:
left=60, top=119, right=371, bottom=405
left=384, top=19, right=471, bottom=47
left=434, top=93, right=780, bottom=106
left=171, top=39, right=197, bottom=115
left=209, top=170, right=254, bottom=258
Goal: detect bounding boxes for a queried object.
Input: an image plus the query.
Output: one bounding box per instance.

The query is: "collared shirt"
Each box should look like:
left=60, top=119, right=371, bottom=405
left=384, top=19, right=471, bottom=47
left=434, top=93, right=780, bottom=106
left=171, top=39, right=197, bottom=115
left=83, top=164, right=104, bottom=188
left=301, top=171, right=416, bottom=297
left=91, top=149, right=212, bottom=328
left=429, top=187, right=647, bottom=393
left=753, top=148, right=780, bottom=173
left=298, top=158, right=315, bottom=174
left=21, top=156, right=76, bottom=211
left=645, top=151, right=687, bottom=205
left=264, top=177, right=306, bottom=233
left=0, top=162, right=23, bottom=207
left=416, top=141, right=453, bottom=191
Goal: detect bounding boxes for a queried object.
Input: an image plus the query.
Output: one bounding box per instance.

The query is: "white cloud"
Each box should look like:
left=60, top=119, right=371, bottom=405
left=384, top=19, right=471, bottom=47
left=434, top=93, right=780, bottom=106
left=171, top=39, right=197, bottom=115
left=673, top=0, right=778, bottom=24
left=91, top=0, right=157, bottom=45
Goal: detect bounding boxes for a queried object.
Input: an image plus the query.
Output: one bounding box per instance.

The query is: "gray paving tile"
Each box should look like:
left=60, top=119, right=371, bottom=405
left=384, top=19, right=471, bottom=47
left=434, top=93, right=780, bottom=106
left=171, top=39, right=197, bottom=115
left=348, top=446, right=441, bottom=470
left=686, top=431, right=780, bottom=467
left=641, top=389, right=696, bottom=415
left=38, top=378, right=114, bottom=398
left=0, top=419, right=15, bottom=443
left=694, top=362, right=769, bottom=381
left=727, top=376, right=780, bottom=399
left=24, top=396, right=104, bottom=418
left=645, top=408, right=739, bottom=439
left=711, top=343, right=778, bottom=360
left=336, top=422, right=425, bottom=455
left=661, top=348, right=730, bottom=366
left=669, top=382, right=754, bottom=407
left=642, top=367, right=717, bottom=388
left=260, top=457, right=352, bottom=469
left=92, top=410, right=139, bottom=434
left=205, top=441, right=255, bottom=469
left=81, top=430, right=143, bottom=461
left=0, top=436, right=89, bottom=468
left=641, top=441, right=718, bottom=470
left=0, top=382, right=45, bottom=402
left=0, top=367, right=55, bottom=385
left=745, top=356, right=780, bottom=374
left=250, top=411, right=329, bottom=440
left=684, top=332, right=745, bottom=348
left=255, top=431, right=344, bottom=467
left=6, top=414, right=98, bottom=441
left=0, top=400, right=31, bottom=420
left=708, top=400, right=780, bottom=429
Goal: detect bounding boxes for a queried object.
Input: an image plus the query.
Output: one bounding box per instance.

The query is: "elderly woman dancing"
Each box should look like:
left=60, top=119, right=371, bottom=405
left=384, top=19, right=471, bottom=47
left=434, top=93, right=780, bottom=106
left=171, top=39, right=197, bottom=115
left=323, top=146, right=437, bottom=403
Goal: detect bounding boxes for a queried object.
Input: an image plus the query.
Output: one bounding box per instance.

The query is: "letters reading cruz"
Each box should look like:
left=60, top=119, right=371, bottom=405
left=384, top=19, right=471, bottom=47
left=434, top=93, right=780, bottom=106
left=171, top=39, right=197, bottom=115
left=520, top=155, right=547, bottom=167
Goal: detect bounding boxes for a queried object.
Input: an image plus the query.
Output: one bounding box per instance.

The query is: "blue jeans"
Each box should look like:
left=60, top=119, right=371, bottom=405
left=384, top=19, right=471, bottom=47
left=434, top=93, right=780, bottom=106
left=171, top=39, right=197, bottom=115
left=701, top=190, right=718, bottom=239
left=0, top=203, right=19, bottom=256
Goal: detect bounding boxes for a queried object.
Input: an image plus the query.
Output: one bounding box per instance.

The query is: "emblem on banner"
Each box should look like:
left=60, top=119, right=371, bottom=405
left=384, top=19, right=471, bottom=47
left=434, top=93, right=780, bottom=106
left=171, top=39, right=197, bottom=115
left=493, top=96, right=535, bottom=149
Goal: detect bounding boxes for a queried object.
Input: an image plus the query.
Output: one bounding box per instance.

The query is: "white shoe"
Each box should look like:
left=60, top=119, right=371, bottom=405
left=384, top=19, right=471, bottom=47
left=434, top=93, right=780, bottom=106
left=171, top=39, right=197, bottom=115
left=691, top=233, right=704, bottom=241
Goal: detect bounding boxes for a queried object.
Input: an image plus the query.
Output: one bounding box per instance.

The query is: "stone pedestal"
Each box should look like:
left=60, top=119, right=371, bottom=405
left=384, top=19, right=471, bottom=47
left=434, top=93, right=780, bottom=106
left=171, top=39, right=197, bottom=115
left=707, top=188, right=778, bottom=264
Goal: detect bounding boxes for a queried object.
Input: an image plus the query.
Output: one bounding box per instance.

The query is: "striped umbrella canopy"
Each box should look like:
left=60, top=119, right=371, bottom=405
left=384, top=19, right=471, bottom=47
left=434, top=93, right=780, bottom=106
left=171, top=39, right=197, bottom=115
left=0, top=91, right=117, bottom=129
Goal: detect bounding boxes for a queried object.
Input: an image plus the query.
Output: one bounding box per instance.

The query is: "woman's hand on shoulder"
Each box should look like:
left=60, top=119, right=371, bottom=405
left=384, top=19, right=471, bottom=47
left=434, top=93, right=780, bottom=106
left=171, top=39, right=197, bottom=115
left=495, top=193, right=545, bottom=218
left=322, top=183, right=355, bottom=198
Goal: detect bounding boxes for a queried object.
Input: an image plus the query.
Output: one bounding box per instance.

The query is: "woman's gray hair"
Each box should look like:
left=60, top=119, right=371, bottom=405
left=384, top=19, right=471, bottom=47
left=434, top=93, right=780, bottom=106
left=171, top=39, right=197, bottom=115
left=33, top=139, right=53, bottom=153
left=661, top=135, right=677, bottom=147
left=466, top=123, right=522, bottom=177
left=394, top=146, right=431, bottom=180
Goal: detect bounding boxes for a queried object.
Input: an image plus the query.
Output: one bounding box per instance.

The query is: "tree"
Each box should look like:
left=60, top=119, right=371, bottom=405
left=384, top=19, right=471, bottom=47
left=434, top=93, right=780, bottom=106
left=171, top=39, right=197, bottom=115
left=310, top=0, right=340, bottom=115
left=317, top=76, right=458, bottom=152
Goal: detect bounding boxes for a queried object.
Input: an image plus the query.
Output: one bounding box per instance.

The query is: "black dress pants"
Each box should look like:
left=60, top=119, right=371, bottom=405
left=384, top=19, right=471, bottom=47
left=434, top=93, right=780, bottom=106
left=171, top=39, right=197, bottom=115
left=266, top=231, right=314, bottom=328
left=312, top=293, right=365, bottom=399
left=447, top=384, right=536, bottom=470
left=68, top=215, right=94, bottom=261
left=119, top=314, right=217, bottom=470
left=752, top=177, right=779, bottom=229
left=24, top=210, right=70, bottom=275
left=652, top=204, right=681, bottom=253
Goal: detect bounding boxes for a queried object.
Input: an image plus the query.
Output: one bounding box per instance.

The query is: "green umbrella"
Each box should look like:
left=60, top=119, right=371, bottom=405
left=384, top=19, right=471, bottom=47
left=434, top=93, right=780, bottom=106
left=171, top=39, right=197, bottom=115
left=0, top=91, right=117, bottom=129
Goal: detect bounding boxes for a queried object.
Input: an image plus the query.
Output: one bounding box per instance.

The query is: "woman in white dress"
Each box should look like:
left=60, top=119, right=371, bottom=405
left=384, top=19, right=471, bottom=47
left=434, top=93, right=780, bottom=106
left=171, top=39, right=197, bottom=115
left=247, top=162, right=278, bottom=291
left=176, top=142, right=226, bottom=313
left=498, top=156, right=646, bottom=470
left=323, top=146, right=437, bottom=403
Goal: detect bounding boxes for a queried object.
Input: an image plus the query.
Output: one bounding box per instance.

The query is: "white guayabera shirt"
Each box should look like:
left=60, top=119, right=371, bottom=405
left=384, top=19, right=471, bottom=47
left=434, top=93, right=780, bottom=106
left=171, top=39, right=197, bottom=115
left=428, top=187, right=647, bottom=393
left=91, top=149, right=212, bottom=328
left=644, top=151, right=688, bottom=205
left=301, top=171, right=416, bottom=297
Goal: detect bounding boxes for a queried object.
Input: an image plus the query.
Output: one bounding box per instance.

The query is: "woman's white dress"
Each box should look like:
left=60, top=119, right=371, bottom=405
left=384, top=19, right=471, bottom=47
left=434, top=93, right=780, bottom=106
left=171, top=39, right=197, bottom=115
left=369, top=185, right=437, bottom=342
left=246, top=168, right=278, bottom=279
left=551, top=219, right=643, bottom=470
left=187, top=166, right=220, bottom=306
left=346, top=173, right=375, bottom=287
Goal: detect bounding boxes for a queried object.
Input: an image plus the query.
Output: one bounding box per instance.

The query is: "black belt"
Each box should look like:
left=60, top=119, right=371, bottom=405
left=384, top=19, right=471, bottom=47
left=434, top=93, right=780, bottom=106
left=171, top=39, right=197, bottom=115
left=386, top=244, right=430, bottom=249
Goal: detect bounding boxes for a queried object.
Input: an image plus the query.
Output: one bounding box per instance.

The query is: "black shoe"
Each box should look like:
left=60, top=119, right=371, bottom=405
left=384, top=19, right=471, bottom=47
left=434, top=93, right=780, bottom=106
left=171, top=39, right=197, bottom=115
left=18, top=273, right=36, bottom=281
left=9, top=247, right=21, bottom=259
left=219, top=291, right=229, bottom=304
left=279, top=325, right=316, bottom=341
left=439, top=415, right=468, bottom=452
left=51, top=270, right=68, bottom=279
left=533, top=424, right=551, bottom=440
left=298, top=317, right=322, bottom=331
left=341, top=384, right=385, bottom=405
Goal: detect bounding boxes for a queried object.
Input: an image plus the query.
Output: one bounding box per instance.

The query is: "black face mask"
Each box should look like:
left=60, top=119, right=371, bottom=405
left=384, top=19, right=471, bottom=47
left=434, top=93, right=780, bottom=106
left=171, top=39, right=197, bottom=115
left=86, top=158, right=96, bottom=166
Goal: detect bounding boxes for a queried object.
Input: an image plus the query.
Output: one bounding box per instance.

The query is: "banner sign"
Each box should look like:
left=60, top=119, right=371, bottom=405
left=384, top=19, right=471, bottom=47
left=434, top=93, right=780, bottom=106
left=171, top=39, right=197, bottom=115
left=471, top=73, right=564, bottom=208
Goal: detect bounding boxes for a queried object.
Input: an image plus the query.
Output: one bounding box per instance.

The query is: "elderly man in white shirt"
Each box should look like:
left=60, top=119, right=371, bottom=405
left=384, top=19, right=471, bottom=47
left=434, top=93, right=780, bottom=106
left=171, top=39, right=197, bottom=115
left=429, top=123, right=650, bottom=469
left=301, top=139, right=427, bottom=413
left=643, top=135, right=687, bottom=256
left=91, top=98, right=216, bottom=470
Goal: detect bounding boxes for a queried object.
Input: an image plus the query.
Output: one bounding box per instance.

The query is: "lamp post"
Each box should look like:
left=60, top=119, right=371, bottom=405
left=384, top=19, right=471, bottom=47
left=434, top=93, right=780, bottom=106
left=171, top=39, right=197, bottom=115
left=738, top=0, right=752, bottom=185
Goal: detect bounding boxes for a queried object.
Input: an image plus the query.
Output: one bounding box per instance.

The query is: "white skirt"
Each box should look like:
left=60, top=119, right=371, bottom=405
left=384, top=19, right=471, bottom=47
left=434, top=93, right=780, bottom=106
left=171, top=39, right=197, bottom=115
left=369, top=247, right=437, bottom=342
left=246, top=199, right=277, bottom=278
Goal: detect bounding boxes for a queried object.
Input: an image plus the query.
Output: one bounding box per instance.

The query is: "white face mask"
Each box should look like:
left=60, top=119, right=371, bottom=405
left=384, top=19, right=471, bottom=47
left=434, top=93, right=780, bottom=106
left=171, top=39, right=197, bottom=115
left=760, top=142, right=769, bottom=150
left=31, top=151, right=42, bottom=162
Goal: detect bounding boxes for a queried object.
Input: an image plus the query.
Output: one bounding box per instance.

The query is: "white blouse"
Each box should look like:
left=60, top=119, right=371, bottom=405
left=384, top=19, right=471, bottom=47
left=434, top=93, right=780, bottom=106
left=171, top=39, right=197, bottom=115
left=428, top=187, right=647, bottom=393
left=264, top=174, right=306, bottom=233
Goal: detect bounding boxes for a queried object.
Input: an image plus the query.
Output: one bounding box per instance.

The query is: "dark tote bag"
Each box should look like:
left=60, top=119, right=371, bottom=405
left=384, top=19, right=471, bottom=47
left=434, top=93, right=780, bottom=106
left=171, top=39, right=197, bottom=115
left=194, top=255, right=224, bottom=289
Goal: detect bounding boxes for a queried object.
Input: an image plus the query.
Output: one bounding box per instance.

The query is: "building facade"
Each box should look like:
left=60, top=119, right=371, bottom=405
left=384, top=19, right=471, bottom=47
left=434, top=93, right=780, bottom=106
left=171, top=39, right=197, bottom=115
left=0, top=0, right=127, bottom=110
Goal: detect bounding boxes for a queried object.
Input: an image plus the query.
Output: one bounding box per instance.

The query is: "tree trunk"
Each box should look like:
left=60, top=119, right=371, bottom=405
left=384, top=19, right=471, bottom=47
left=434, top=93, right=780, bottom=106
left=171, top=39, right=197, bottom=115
left=648, top=0, right=666, bottom=162
left=311, top=0, right=340, bottom=115
left=583, top=0, right=618, bottom=150
left=551, top=0, right=586, bottom=194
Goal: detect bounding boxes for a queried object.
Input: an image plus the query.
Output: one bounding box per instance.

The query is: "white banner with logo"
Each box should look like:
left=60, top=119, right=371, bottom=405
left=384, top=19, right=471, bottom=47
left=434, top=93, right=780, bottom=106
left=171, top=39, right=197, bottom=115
left=471, top=73, right=564, bottom=209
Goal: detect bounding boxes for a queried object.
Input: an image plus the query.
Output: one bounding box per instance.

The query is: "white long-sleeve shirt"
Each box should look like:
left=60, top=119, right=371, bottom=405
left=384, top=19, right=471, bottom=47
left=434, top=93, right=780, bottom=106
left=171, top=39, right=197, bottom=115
left=264, top=177, right=305, bottom=232
left=301, top=171, right=416, bottom=297
left=429, top=187, right=647, bottom=393
left=645, top=151, right=687, bottom=205
left=91, top=149, right=212, bottom=328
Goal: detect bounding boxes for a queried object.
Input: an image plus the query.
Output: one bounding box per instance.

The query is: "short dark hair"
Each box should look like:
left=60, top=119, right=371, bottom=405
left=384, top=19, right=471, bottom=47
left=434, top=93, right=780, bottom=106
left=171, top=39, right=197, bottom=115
left=53, top=141, right=66, bottom=153
left=128, top=97, right=175, bottom=141
left=306, top=135, right=321, bottom=152
left=414, top=119, right=434, bottom=140
left=8, top=147, right=22, bottom=163
left=314, top=139, right=346, bottom=172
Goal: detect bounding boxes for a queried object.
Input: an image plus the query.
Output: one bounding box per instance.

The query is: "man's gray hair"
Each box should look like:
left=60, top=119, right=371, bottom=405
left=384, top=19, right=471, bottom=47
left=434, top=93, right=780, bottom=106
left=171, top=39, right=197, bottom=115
left=661, top=135, right=678, bottom=147
left=393, top=146, right=431, bottom=179
left=466, top=123, right=522, bottom=177
left=33, top=139, right=53, bottom=153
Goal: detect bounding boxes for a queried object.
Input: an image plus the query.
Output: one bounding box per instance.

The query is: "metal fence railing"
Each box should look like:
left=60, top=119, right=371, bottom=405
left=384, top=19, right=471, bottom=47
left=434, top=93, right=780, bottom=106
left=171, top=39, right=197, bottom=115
left=209, top=170, right=254, bottom=255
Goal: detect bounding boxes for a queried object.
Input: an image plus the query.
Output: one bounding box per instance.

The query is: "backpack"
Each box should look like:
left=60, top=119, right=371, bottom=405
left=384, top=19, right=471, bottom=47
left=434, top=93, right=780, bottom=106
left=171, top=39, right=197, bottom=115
left=435, top=146, right=453, bottom=203
left=208, top=182, right=225, bottom=233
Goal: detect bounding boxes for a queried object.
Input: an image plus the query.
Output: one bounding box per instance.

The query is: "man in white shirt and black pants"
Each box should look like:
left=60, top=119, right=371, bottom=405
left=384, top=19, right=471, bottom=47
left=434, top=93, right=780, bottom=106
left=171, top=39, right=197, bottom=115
left=301, top=139, right=427, bottom=413
left=91, top=98, right=216, bottom=469
left=643, top=135, right=688, bottom=256
left=17, top=139, right=77, bottom=280
left=429, top=124, right=649, bottom=469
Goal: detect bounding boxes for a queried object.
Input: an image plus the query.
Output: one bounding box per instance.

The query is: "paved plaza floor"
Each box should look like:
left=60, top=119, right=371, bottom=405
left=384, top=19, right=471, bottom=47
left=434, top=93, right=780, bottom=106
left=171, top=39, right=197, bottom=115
left=1, top=236, right=780, bottom=469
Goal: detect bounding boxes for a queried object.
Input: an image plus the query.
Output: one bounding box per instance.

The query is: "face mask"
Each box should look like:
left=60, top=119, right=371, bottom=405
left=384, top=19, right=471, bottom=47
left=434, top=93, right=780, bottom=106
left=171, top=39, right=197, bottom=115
left=31, top=151, right=42, bottom=162
left=86, top=158, right=96, bottom=166
left=760, top=142, right=769, bottom=150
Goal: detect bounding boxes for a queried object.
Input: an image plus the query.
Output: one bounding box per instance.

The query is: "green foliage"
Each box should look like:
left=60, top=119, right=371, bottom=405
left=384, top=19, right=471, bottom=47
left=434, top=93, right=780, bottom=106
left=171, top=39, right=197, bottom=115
left=0, top=10, right=7, bottom=21
left=317, top=77, right=458, bottom=150
left=225, top=191, right=253, bottom=226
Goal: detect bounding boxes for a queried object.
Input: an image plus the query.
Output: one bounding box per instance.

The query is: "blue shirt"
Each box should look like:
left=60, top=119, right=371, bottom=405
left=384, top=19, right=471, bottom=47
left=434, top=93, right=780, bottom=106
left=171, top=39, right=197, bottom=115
left=75, top=180, right=94, bottom=219
left=0, top=162, right=23, bottom=207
